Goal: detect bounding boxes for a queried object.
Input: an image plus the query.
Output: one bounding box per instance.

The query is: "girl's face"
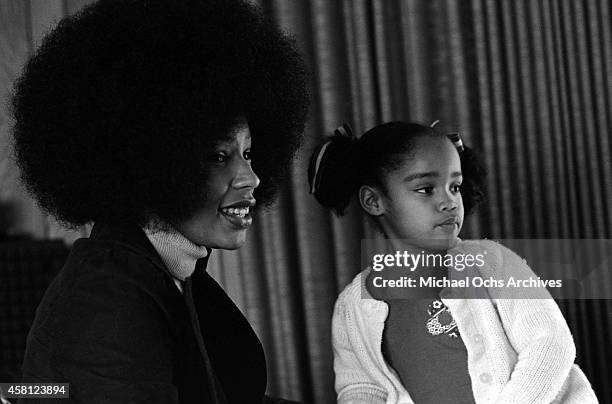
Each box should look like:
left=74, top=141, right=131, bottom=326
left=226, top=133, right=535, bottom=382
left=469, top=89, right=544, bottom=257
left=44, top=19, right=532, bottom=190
left=375, top=136, right=464, bottom=252
left=174, top=123, right=260, bottom=249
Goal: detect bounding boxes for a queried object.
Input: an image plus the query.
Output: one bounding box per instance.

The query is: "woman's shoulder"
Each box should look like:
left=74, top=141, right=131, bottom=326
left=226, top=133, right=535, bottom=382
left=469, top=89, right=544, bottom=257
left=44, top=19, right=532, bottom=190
left=26, top=242, right=180, bottom=363
left=37, top=239, right=179, bottom=331
left=66, top=237, right=171, bottom=290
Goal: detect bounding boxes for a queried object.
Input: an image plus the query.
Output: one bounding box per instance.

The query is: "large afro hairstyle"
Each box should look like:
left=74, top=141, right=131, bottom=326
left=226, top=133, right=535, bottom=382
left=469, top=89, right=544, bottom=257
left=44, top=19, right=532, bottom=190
left=11, top=0, right=309, bottom=227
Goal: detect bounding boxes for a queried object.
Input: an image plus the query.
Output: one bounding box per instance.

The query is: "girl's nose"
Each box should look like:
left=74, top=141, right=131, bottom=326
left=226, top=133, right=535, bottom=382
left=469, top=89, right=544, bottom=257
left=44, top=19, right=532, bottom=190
left=438, top=195, right=458, bottom=212
left=232, top=161, right=260, bottom=189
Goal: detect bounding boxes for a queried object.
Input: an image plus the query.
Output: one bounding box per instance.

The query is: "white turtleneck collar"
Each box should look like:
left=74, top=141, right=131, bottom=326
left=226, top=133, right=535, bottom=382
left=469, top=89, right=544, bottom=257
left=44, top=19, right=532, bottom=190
left=143, top=223, right=209, bottom=293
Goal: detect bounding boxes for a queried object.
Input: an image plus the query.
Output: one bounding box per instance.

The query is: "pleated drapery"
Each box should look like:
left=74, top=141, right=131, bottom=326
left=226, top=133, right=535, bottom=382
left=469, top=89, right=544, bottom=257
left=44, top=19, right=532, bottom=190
left=1, top=0, right=611, bottom=403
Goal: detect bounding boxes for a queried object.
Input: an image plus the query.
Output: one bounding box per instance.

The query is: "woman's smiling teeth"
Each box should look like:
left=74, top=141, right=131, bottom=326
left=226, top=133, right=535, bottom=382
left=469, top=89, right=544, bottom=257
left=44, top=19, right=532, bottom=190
left=221, top=207, right=250, bottom=217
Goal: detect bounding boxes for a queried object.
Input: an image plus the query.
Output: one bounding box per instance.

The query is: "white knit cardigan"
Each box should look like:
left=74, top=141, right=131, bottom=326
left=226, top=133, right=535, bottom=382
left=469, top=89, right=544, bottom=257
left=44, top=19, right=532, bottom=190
left=332, top=239, right=598, bottom=404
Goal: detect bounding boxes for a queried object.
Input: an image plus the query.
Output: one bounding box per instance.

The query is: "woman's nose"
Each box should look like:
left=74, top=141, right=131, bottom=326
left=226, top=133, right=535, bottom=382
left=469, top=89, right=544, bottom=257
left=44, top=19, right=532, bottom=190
left=232, top=161, right=260, bottom=189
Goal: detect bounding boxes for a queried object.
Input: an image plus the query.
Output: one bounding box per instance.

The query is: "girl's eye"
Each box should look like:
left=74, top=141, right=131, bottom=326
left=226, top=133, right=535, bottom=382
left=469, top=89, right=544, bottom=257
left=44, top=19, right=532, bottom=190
left=451, top=184, right=462, bottom=193
left=415, top=186, right=434, bottom=194
left=243, top=150, right=252, bottom=161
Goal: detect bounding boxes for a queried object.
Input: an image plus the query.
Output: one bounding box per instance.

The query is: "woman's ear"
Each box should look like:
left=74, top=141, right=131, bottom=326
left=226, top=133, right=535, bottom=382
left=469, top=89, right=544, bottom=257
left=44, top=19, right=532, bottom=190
left=359, top=185, right=385, bottom=216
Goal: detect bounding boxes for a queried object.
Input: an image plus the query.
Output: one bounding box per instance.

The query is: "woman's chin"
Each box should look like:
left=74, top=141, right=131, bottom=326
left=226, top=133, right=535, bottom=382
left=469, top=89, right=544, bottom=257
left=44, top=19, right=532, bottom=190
left=210, top=230, right=249, bottom=250
left=222, top=242, right=246, bottom=250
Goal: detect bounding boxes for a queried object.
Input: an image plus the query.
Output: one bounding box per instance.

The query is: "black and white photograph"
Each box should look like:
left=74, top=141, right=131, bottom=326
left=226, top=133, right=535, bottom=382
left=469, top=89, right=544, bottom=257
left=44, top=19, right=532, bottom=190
left=1, top=0, right=611, bottom=403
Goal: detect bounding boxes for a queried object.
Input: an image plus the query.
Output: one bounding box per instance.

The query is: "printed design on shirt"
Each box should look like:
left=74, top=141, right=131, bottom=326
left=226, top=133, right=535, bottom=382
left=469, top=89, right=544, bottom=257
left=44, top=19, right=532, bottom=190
left=426, top=299, right=459, bottom=338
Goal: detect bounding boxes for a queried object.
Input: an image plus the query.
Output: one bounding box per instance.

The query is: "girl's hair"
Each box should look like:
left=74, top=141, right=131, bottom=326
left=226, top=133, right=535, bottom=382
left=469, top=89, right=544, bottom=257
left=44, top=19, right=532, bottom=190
left=11, top=0, right=309, bottom=227
left=308, top=121, right=486, bottom=216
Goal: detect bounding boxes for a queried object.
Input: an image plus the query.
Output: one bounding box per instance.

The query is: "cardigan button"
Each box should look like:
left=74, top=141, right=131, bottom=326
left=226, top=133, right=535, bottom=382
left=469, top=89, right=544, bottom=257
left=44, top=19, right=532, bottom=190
left=473, top=334, right=483, bottom=343
left=479, top=373, right=492, bottom=384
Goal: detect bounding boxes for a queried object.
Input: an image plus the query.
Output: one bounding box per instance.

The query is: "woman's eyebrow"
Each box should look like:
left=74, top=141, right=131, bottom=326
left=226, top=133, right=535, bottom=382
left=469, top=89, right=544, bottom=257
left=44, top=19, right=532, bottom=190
left=208, top=138, right=234, bottom=148
left=209, top=133, right=251, bottom=148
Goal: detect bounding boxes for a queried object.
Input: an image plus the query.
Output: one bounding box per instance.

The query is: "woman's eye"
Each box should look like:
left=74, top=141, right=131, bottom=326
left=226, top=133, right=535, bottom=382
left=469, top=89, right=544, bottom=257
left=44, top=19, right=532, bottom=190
left=209, top=153, right=228, bottom=163
left=451, top=184, right=462, bottom=193
left=415, top=187, right=434, bottom=194
left=243, top=150, right=252, bottom=161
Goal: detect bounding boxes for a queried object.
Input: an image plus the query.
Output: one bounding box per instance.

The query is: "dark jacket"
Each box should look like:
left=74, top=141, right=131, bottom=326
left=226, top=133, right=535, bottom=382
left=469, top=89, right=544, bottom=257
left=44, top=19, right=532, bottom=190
left=20, top=222, right=267, bottom=403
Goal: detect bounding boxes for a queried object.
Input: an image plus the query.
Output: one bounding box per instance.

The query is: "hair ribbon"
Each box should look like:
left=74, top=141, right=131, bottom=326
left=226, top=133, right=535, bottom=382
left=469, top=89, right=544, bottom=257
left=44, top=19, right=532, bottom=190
left=309, top=123, right=354, bottom=194
left=430, top=120, right=464, bottom=152
left=446, top=132, right=464, bottom=152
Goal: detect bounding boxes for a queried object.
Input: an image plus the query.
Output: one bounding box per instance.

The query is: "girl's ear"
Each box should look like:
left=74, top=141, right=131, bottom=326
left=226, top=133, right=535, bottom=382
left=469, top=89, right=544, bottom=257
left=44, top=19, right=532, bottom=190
left=359, top=185, right=385, bottom=216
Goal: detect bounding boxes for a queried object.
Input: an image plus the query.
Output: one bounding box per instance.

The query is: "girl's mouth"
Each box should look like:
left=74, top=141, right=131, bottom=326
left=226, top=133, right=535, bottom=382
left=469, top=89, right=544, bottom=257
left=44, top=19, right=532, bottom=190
left=436, top=217, right=459, bottom=232
left=437, top=223, right=458, bottom=232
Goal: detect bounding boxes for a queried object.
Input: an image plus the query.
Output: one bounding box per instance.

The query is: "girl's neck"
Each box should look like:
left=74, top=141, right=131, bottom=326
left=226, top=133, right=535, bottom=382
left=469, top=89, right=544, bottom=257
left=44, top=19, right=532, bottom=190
left=367, top=237, right=449, bottom=300
left=385, top=237, right=449, bottom=256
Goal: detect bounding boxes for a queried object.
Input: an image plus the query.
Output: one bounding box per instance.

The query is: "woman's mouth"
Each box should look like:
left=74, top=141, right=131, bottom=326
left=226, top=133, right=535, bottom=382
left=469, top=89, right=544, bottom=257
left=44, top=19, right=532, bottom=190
left=219, top=202, right=254, bottom=229
left=220, top=206, right=250, bottom=218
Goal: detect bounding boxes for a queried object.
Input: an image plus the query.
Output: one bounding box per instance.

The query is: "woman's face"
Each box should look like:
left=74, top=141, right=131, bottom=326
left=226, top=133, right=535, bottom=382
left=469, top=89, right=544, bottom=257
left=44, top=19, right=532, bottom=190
left=376, top=136, right=464, bottom=252
left=174, top=123, right=260, bottom=249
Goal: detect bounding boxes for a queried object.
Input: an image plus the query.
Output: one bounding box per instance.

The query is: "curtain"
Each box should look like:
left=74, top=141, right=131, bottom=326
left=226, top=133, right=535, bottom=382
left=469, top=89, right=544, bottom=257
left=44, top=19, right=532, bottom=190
left=1, top=0, right=611, bottom=402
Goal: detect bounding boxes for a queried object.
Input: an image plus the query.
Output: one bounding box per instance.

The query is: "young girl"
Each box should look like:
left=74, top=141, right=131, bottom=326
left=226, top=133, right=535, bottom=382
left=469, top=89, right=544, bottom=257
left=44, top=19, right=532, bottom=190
left=308, top=122, right=597, bottom=403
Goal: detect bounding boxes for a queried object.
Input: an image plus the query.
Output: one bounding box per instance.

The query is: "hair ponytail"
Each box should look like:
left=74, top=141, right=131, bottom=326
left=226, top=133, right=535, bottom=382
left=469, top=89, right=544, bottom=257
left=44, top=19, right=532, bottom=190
left=308, top=124, right=359, bottom=216
left=308, top=121, right=487, bottom=217
left=458, top=145, right=487, bottom=214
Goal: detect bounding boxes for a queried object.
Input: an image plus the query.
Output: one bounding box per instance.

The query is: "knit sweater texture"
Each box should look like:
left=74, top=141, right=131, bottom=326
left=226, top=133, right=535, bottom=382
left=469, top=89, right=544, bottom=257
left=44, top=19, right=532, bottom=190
left=332, top=239, right=598, bottom=404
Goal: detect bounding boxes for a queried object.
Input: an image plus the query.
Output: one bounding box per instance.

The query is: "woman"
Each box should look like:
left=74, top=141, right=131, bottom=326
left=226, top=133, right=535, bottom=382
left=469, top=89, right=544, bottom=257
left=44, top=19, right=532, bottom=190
left=11, top=0, right=309, bottom=402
